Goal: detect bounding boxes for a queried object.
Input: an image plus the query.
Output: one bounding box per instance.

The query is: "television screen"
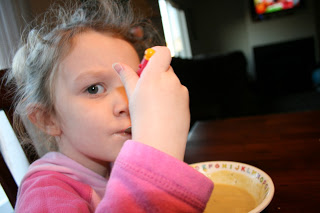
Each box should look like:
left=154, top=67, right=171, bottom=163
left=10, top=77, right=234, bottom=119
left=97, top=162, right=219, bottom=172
left=251, top=0, right=303, bottom=21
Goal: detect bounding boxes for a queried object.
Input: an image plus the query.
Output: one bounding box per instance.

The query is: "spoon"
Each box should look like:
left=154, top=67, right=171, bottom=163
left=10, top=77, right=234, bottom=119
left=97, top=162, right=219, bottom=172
left=124, top=126, right=132, bottom=134
left=137, top=48, right=156, bottom=76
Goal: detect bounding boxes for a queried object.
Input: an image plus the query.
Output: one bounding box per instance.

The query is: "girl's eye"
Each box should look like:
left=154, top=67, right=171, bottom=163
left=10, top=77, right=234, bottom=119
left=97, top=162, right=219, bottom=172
left=87, top=84, right=105, bottom=94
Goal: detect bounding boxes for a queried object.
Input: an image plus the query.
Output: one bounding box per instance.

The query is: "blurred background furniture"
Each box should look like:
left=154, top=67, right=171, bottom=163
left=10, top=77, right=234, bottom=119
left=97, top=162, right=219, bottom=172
left=0, top=152, right=18, bottom=208
left=0, top=70, right=32, bottom=209
left=172, top=51, right=257, bottom=126
left=0, top=110, right=30, bottom=208
left=171, top=37, right=320, bottom=126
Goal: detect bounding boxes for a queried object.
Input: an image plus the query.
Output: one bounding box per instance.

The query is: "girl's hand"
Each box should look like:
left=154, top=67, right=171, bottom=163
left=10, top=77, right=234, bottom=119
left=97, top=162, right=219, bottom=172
left=113, top=46, right=190, bottom=160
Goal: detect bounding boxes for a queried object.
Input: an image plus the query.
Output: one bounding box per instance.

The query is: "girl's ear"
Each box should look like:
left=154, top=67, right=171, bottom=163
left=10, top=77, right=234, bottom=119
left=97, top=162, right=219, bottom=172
left=27, top=104, right=61, bottom=136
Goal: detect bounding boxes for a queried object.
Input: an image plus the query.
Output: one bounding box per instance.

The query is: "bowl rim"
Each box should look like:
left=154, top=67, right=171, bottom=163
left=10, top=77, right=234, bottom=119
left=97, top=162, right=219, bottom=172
left=190, top=161, right=275, bottom=213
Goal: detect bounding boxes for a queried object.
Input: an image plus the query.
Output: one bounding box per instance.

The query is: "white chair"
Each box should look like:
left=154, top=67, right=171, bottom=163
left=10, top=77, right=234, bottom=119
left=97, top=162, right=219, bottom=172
left=0, top=110, right=29, bottom=208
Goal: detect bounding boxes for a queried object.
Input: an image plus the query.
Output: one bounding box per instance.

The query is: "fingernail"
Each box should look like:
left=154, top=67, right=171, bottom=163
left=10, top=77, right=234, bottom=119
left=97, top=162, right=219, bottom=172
left=112, top=63, right=123, bottom=74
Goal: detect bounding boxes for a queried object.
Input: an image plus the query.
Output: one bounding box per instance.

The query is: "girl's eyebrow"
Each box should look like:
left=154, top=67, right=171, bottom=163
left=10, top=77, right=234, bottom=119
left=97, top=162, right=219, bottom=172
left=74, top=70, right=108, bottom=83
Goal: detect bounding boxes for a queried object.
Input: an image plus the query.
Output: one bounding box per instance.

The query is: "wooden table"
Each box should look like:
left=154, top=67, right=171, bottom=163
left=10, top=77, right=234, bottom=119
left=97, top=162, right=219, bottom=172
left=184, top=110, right=320, bottom=213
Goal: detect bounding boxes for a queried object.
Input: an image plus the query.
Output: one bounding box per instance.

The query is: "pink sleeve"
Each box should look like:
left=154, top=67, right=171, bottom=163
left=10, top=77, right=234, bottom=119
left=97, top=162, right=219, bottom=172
left=96, top=140, right=213, bottom=213
left=15, top=171, right=95, bottom=212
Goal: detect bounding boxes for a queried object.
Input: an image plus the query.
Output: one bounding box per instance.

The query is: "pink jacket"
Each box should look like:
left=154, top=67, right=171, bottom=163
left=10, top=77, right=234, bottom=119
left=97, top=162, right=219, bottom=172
left=15, top=140, right=213, bottom=212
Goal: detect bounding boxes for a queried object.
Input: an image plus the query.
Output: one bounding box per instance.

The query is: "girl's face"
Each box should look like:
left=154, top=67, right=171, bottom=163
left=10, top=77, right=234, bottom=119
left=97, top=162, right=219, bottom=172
left=53, top=30, right=139, bottom=176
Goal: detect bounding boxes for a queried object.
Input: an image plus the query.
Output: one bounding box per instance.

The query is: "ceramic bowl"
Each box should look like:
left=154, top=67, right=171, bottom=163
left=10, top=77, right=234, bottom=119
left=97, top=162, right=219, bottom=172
left=190, top=161, right=275, bottom=213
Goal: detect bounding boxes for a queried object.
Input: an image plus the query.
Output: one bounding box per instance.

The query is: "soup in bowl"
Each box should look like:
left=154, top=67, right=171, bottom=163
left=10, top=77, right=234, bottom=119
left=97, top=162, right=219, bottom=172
left=190, top=161, right=274, bottom=213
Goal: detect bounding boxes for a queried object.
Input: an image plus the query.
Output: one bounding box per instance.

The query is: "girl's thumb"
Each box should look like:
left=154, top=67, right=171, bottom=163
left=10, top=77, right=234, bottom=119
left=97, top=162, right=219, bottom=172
left=112, top=63, right=139, bottom=98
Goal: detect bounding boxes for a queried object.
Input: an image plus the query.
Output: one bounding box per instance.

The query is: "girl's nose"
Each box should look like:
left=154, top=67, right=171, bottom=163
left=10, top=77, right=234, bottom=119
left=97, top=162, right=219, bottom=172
left=113, top=86, right=129, bottom=117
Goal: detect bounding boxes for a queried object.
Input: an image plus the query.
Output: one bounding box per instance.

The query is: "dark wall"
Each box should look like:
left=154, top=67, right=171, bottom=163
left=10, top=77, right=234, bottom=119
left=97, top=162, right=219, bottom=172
left=182, top=0, right=318, bottom=79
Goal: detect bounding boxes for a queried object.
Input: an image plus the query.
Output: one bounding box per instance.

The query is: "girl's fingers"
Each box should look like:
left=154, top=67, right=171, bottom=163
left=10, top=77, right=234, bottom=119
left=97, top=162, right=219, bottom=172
left=112, top=62, right=139, bottom=99
left=142, top=46, right=172, bottom=75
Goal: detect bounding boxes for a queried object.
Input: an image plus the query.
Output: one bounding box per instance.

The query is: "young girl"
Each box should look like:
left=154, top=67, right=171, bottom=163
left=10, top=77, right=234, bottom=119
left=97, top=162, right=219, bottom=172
left=7, top=0, right=213, bottom=212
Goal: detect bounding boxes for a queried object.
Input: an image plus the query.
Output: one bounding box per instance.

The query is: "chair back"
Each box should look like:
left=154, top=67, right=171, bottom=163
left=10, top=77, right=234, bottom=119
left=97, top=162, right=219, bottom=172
left=0, top=69, right=30, bottom=208
left=0, top=110, right=30, bottom=207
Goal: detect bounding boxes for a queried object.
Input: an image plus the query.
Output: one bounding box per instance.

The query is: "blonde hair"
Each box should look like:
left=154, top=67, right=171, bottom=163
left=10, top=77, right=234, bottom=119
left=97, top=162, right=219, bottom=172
left=6, top=0, right=162, bottom=157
